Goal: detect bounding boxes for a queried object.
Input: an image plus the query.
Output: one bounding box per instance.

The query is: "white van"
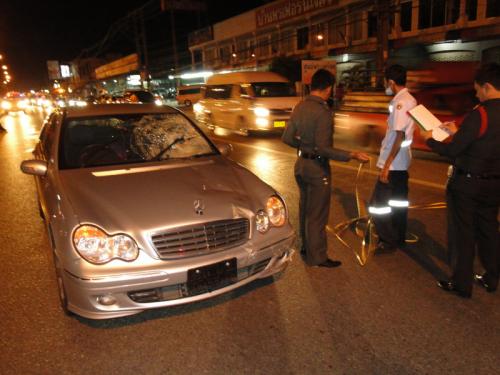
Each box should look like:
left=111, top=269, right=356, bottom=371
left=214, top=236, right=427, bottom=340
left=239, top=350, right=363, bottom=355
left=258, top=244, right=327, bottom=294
left=176, top=85, right=202, bottom=106
left=193, top=71, right=300, bottom=134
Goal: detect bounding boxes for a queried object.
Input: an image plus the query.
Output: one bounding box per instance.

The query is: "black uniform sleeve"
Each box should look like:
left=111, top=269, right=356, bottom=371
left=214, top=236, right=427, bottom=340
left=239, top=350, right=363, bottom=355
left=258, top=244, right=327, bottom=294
left=282, top=109, right=300, bottom=149
left=426, top=110, right=481, bottom=159
left=314, top=110, right=351, bottom=161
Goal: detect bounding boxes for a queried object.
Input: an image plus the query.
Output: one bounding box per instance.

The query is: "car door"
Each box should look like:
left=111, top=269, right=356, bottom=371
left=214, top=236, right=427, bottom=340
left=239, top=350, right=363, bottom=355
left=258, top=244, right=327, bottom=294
left=36, top=113, right=61, bottom=220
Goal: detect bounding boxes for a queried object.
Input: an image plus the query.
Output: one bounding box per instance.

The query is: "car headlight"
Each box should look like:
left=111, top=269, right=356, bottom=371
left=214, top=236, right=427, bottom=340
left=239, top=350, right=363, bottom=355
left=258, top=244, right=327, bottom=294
left=255, top=195, right=287, bottom=233
left=255, top=210, right=270, bottom=233
left=193, top=102, right=203, bottom=113
left=1, top=101, right=12, bottom=110
left=253, top=107, right=270, bottom=117
left=73, top=225, right=139, bottom=264
left=266, top=196, right=286, bottom=226
left=155, top=99, right=163, bottom=106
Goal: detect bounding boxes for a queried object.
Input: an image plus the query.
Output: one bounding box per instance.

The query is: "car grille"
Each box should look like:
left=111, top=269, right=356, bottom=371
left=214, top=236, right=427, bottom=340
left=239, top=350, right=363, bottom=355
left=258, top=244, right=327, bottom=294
left=151, top=218, right=250, bottom=259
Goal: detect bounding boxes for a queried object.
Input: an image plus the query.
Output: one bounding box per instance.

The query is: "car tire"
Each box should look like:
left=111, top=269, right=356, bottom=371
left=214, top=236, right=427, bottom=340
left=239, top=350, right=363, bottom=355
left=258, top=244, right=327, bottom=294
left=53, top=254, right=73, bottom=316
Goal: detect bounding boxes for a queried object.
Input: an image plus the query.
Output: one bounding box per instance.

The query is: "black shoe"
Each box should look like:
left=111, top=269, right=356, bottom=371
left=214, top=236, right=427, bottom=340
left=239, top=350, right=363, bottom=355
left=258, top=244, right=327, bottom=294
left=474, top=274, right=497, bottom=293
left=374, top=242, right=397, bottom=255
left=316, top=259, right=342, bottom=268
left=437, top=280, right=472, bottom=298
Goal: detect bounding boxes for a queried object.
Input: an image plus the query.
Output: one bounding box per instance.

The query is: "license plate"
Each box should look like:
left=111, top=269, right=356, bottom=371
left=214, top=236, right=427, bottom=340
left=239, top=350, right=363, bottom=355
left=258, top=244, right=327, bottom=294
left=187, top=258, right=237, bottom=295
left=273, top=120, right=286, bottom=128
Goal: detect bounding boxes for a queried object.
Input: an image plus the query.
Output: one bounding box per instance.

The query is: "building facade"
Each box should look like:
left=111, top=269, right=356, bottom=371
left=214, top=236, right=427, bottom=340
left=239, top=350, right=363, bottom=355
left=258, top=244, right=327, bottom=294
left=188, top=0, right=500, bottom=84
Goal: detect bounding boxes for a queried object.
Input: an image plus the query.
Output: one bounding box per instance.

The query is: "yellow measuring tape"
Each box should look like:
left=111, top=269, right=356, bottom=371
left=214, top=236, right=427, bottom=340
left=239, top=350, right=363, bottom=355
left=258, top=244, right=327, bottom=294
left=328, top=162, right=447, bottom=266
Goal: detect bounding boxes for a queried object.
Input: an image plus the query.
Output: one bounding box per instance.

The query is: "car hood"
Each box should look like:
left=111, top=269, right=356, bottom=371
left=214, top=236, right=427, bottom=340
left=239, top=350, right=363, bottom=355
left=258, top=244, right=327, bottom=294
left=59, top=157, right=270, bottom=234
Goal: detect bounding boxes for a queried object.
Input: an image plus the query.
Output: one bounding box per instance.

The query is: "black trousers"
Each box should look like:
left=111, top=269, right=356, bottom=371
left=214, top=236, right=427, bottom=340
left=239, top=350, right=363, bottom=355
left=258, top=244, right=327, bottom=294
left=294, top=157, right=331, bottom=266
left=369, top=171, right=409, bottom=248
left=447, top=174, right=500, bottom=293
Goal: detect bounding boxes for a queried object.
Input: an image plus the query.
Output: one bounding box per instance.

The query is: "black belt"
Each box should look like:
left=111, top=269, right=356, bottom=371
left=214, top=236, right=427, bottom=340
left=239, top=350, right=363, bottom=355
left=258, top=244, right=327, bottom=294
left=298, top=150, right=324, bottom=161
left=456, top=168, right=500, bottom=180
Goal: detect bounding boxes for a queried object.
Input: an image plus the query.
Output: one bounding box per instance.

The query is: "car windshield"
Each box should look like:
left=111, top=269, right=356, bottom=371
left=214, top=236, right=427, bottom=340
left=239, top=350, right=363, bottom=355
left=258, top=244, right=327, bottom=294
left=59, top=113, right=217, bottom=169
left=251, top=82, right=295, bottom=97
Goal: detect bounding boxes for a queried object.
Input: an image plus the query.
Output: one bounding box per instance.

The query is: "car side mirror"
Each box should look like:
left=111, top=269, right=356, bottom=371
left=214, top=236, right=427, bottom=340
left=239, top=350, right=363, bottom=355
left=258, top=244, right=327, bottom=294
left=20, top=160, right=48, bottom=176
left=217, top=143, right=233, bottom=156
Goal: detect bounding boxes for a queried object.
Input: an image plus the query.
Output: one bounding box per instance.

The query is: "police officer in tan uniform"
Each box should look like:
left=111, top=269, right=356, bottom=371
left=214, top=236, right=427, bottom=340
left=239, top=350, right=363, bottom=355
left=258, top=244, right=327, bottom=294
left=423, top=63, right=500, bottom=298
left=282, top=69, right=369, bottom=268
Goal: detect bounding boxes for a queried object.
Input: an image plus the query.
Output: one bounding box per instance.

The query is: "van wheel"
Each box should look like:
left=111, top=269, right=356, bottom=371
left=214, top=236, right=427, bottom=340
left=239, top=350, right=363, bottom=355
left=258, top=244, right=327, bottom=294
left=184, top=100, right=192, bottom=107
left=53, top=254, right=72, bottom=316
left=236, top=117, right=250, bottom=136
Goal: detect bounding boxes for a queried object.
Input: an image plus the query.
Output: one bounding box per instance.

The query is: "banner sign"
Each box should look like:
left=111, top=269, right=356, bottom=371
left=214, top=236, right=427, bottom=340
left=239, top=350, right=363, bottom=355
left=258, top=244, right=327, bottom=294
left=47, top=60, right=61, bottom=80
left=301, top=60, right=337, bottom=84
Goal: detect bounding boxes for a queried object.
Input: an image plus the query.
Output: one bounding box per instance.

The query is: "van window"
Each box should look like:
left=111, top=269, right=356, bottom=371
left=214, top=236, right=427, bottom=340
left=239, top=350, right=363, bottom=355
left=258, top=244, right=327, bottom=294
left=204, top=85, right=232, bottom=99
left=179, top=87, right=201, bottom=95
left=251, top=82, right=296, bottom=97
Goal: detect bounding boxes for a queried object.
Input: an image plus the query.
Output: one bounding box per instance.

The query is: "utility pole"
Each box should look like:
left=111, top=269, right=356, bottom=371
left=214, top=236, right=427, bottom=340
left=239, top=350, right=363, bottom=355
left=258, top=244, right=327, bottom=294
left=170, top=8, right=179, bottom=72
left=375, top=0, right=390, bottom=88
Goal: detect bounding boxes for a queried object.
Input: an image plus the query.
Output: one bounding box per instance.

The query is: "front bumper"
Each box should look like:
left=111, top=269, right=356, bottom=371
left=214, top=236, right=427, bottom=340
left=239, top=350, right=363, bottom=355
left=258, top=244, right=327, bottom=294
left=62, top=235, right=295, bottom=319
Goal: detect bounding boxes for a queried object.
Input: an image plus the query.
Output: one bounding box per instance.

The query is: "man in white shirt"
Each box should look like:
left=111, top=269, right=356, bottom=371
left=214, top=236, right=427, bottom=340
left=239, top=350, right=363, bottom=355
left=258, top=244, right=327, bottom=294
left=369, top=64, right=417, bottom=254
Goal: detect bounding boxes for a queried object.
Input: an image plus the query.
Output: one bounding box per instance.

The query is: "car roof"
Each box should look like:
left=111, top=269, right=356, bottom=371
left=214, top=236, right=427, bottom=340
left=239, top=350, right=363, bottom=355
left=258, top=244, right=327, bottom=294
left=64, top=104, right=178, bottom=118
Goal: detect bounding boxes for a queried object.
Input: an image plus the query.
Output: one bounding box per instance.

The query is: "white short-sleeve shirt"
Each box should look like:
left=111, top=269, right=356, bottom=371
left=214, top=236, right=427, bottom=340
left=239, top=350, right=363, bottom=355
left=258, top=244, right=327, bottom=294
left=376, top=88, right=417, bottom=170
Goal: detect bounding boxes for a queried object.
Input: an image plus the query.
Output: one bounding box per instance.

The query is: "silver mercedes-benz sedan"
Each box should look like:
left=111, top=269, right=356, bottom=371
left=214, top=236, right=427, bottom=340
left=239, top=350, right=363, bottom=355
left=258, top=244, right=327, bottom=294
left=21, top=104, right=295, bottom=319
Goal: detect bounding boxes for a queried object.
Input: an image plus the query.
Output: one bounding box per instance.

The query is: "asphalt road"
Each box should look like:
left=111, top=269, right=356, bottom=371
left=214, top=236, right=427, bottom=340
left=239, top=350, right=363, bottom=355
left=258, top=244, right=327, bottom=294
left=1, top=108, right=499, bottom=375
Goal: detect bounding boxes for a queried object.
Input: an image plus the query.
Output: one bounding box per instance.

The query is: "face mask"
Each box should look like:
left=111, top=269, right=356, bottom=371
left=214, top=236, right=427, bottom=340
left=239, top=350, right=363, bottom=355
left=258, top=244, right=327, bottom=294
left=385, top=86, right=394, bottom=96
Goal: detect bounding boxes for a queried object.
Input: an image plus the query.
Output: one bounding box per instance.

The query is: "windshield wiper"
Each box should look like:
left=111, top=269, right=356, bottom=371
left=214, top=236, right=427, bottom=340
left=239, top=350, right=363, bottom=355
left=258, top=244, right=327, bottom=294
left=153, top=136, right=185, bottom=161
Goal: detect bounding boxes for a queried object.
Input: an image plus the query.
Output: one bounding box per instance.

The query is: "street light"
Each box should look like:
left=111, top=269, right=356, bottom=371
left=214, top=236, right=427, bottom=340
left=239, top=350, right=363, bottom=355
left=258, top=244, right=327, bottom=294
left=2, top=65, right=7, bottom=70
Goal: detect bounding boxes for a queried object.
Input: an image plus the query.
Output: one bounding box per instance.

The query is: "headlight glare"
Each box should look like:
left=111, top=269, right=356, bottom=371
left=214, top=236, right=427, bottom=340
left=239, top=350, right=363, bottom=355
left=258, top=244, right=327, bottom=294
left=1, top=101, right=12, bottom=110
left=253, top=107, right=270, bottom=117
left=266, top=196, right=286, bottom=227
left=73, top=225, right=139, bottom=264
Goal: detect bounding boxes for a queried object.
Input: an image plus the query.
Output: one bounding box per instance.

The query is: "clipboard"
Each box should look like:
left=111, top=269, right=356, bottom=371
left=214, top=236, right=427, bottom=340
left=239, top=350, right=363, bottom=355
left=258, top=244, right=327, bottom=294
left=408, top=104, right=451, bottom=142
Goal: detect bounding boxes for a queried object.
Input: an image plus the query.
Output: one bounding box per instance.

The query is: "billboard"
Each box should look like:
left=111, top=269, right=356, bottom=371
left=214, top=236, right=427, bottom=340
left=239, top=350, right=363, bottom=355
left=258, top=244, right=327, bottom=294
left=47, top=60, right=61, bottom=80
left=301, top=60, right=337, bottom=84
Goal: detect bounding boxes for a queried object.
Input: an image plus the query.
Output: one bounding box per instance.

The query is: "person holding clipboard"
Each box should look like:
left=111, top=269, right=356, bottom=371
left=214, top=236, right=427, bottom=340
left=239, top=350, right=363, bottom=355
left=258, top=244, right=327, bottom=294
left=420, top=63, right=500, bottom=298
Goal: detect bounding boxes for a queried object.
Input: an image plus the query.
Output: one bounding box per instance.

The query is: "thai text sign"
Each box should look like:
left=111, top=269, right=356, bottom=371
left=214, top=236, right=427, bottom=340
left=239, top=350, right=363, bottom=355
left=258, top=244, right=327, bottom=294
left=256, top=0, right=338, bottom=28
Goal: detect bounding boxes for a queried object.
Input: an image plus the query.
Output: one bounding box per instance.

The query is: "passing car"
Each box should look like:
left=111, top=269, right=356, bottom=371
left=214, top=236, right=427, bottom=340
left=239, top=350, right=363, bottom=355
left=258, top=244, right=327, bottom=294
left=123, top=90, right=156, bottom=104
left=21, top=104, right=294, bottom=319
left=193, top=71, right=300, bottom=135
left=1, top=92, right=30, bottom=114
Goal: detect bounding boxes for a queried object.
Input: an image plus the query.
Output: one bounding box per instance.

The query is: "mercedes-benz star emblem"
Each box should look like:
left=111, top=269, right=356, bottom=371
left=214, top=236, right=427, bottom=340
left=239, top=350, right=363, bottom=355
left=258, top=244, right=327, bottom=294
left=194, top=199, right=205, bottom=215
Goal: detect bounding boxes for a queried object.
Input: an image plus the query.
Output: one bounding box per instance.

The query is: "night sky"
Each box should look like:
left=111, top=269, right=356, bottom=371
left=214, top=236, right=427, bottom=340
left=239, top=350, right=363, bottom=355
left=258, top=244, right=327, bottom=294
left=0, top=0, right=270, bottom=91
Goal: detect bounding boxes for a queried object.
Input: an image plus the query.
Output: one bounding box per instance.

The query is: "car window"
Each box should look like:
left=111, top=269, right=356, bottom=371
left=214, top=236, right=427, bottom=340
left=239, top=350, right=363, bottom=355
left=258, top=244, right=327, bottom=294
left=204, top=85, right=232, bottom=99
left=251, top=82, right=296, bottom=97
left=59, top=113, right=217, bottom=169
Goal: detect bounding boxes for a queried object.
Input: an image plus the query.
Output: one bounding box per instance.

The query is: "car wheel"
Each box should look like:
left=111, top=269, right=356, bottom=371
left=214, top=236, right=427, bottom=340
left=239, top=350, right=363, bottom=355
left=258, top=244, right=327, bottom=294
left=53, top=255, right=72, bottom=316
left=184, top=100, right=192, bottom=107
